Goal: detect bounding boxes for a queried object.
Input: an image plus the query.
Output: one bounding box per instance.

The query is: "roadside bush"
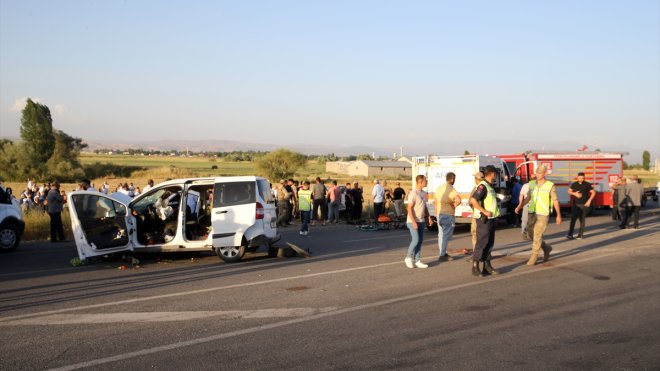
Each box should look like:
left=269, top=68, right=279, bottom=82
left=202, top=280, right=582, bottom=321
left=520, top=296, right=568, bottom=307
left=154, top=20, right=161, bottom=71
left=83, top=162, right=144, bottom=179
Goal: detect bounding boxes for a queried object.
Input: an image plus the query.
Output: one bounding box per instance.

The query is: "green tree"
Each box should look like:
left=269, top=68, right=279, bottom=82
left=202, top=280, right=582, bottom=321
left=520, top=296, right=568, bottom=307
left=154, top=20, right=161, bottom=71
left=255, top=149, right=306, bottom=181
left=20, top=98, right=56, bottom=177
left=46, top=130, right=87, bottom=182
left=357, top=153, right=373, bottom=160
left=0, top=138, right=12, bottom=152
left=0, top=142, right=30, bottom=181
left=464, top=150, right=471, bottom=155
left=642, top=150, right=650, bottom=170
left=48, top=130, right=87, bottom=166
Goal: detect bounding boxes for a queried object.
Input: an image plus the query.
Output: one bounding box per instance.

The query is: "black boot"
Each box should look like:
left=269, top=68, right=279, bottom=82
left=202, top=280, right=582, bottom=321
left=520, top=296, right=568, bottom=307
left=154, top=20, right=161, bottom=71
left=472, top=260, right=481, bottom=276
left=542, top=244, right=552, bottom=262
left=484, top=260, right=499, bottom=275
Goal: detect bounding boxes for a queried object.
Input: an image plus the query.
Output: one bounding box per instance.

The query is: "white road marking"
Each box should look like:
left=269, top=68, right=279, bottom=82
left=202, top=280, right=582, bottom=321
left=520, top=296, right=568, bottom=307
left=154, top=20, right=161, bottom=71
left=45, top=249, right=641, bottom=371
left=0, top=307, right=338, bottom=326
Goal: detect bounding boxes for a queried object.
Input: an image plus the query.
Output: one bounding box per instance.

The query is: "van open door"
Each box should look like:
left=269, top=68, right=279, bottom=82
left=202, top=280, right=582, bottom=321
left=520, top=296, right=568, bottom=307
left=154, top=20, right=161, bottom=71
left=68, top=192, right=133, bottom=259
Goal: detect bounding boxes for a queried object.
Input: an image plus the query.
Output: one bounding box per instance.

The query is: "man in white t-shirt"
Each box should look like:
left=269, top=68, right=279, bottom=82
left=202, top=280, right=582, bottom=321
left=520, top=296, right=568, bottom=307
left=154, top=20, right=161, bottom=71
left=404, top=175, right=432, bottom=269
left=372, top=179, right=385, bottom=218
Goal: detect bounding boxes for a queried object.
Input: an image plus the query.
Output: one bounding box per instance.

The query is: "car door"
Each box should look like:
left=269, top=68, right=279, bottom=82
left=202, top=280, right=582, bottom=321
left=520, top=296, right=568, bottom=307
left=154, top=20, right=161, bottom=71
left=68, top=191, right=133, bottom=259
left=256, top=178, right=277, bottom=238
left=211, top=180, right=257, bottom=248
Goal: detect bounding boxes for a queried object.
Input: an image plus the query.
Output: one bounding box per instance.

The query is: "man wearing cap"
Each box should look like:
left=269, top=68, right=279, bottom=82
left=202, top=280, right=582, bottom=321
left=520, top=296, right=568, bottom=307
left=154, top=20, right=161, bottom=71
left=567, top=172, right=595, bottom=239
left=469, top=166, right=500, bottom=276
left=516, top=165, right=562, bottom=265
left=469, top=171, right=485, bottom=256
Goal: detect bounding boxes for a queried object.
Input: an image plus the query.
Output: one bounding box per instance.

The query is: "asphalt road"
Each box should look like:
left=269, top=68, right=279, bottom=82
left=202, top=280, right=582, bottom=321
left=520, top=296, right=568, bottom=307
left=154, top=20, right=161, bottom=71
left=1, top=205, right=659, bottom=370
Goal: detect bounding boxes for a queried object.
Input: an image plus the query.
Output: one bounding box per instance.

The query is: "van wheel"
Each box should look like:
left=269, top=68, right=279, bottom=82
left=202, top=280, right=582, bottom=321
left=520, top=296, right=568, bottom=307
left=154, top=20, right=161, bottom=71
left=0, top=224, right=20, bottom=252
left=216, top=245, right=245, bottom=263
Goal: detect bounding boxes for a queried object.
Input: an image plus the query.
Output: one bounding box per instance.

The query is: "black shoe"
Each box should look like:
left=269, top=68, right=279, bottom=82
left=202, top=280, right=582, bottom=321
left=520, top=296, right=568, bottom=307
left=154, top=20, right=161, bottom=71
left=472, top=261, right=482, bottom=277
left=542, top=245, right=552, bottom=262
left=484, top=260, right=499, bottom=275
left=438, top=254, right=453, bottom=262
left=566, top=235, right=574, bottom=240
left=481, top=263, right=491, bottom=276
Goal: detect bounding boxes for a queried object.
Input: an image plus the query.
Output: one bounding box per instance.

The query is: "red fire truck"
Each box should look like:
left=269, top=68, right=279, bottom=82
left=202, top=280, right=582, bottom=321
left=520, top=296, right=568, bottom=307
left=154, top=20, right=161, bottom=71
left=497, top=151, right=624, bottom=208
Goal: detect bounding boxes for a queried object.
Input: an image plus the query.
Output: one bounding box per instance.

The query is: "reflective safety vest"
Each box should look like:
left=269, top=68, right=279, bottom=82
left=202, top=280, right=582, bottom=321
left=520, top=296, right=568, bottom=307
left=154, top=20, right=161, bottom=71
left=298, top=189, right=312, bottom=212
left=528, top=180, right=555, bottom=216
left=473, top=181, right=500, bottom=219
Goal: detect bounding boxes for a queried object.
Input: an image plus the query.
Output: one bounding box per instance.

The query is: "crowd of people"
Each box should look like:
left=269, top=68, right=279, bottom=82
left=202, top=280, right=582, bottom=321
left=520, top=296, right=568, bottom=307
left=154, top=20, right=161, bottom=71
left=16, top=178, right=156, bottom=213
left=611, top=175, right=646, bottom=229
left=403, top=166, right=653, bottom=276
left=9, top=171, right=654, bottom=256
left=272, top=177, right=409, bottom=236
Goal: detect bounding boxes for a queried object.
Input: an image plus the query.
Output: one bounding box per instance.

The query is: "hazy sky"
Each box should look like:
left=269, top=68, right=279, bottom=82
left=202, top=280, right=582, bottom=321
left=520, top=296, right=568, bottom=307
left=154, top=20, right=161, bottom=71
left=1, top=0, right=658, bottom=159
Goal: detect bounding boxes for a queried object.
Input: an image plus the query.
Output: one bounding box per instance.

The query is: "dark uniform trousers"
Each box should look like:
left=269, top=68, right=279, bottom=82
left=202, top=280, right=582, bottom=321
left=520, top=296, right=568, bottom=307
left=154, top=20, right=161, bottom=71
left=568, top=204, right=588, bottom=237
left=49, top=212, right=65, bottom=242
left=473, top=217, right=495, bottom=262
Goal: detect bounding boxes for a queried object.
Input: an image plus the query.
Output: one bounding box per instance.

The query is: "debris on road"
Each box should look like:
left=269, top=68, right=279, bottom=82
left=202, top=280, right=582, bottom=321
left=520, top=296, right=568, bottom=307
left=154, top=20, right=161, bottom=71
left=69, top=257, right=87, bottom=267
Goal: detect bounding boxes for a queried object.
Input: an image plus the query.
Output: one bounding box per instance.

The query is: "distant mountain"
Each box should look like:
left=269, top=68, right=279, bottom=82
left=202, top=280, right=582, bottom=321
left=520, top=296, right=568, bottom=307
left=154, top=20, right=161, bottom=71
left=7, top=136, right=645, bottom=161
left=83, top=139, right=382, bottom=157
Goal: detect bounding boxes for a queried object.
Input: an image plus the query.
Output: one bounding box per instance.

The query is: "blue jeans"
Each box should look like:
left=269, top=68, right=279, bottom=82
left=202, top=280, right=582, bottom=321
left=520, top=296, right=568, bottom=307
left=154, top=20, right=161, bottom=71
left=437, top=214, right=455, bottom=257
left=327, top=202, right=340, bottom=223
left=300, top=210, right=311, bottom=232
left=406, top=222, right=426, bottom=261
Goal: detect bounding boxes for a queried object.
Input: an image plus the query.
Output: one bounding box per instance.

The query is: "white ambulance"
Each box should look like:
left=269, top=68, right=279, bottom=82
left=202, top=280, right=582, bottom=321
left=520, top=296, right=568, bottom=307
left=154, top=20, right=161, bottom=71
left=412, top=155, right=513, bottom=224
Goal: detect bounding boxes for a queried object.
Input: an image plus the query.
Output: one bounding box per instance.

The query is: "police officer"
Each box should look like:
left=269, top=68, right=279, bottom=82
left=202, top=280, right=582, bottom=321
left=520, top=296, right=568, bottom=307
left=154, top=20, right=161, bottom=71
left=515, top=165, right=562, bottom=265
left=469, top=166, right=500, bottom=276
left=466, top=171, right=484, bottom=263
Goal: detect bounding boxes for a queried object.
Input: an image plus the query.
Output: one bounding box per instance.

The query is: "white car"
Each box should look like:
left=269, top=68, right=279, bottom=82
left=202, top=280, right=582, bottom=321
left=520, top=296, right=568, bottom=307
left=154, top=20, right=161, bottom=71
left=68, top=176, right=279, bottom=263
left=0, top=184, right=25, bottom=252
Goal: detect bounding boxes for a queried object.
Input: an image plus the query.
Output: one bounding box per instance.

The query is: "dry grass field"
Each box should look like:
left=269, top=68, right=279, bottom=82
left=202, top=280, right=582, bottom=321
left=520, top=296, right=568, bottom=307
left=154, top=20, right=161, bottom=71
left=4, top=153, right=413, bottom=241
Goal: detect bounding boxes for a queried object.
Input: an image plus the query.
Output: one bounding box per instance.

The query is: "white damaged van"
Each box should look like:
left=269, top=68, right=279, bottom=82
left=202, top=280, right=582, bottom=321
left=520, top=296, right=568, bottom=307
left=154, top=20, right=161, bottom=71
left=67, top=176, right=279, bottom=262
